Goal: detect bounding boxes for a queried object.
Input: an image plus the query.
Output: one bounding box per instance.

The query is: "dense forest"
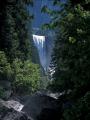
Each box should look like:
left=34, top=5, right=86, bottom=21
left=45, top=0, right=90, bottom=119
left=0, top=0, right=41, bottom=96
left=0, top=0, right=90, bottom=120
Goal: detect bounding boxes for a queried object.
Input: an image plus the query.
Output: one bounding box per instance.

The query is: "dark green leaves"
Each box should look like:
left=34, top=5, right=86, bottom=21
left=48, top=1, right=90, bottom=119
left=23, top=0, right=33, bottom=5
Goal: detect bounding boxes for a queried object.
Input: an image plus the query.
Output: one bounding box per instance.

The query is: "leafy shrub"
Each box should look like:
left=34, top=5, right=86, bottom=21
left=12, top=59, right=41, bottom=94
left=0, top=51, right=13, bottom=81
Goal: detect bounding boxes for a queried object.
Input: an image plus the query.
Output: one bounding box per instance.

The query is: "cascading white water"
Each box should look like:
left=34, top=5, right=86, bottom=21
left=33, top=34, right=47, bottom=71
left=33, top=35, right=45, bottom=49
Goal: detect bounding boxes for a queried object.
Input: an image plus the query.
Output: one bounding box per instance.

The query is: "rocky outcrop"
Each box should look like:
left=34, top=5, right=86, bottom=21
left=0, top=92, right=66, bottom=120
left=21, top=92, right=62, bottom=120
left=0, top=99, right=32, bottom=120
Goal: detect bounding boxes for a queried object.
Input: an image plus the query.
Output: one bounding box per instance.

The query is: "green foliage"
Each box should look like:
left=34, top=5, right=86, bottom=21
left=63, top=92, right=90, bottom=120
left=0, top=0, right=42, bottom=95
left=44, top=0, right=90, bottom=119
left=14, top=1, right=32, bottom=61
left=49, top=0, right=90, bottom=92
left=0, top=0, right=32, bottom=61
left=12, top=59, right=41, bottom=94
left=0, top=51, right=13, bottom=81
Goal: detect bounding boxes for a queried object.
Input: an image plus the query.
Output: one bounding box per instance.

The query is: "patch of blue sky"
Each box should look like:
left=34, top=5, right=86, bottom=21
left=28, top=0, right=67, bottom=28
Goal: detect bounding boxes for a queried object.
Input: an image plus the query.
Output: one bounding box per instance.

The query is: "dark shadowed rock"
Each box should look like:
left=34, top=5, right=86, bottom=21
left=22, top=93, right=62, bottom=120
left=37, top=107, right=62, bottom=120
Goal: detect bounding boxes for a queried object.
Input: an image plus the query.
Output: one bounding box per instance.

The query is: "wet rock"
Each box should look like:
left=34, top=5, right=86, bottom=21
left=0, top=99, right=24, bottom=112
left=0, top=99, right=32, bottom=120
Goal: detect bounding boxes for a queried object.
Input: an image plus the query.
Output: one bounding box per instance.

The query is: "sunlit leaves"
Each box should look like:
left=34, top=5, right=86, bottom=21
left=77, top=28, right=84, bottom=34
left=69, top=37, right=76, bottom=44
left=67, top=13, right=74, bottom=21
left=12, top=59, right=41, bottom=93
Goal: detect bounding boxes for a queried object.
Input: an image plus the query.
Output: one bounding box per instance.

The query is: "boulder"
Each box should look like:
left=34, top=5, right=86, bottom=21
left=0, top=99, right=32, bottom=120
left=22, top=93, right=62, bottom=120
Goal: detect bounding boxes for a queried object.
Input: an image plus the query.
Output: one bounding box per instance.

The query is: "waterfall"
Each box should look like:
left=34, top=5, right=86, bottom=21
left=33, top=34, right=47, bottom=71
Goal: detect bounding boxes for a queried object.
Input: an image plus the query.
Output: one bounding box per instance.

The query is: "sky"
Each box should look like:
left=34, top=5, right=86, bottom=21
left=28, top=0, right=60, bottom=29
